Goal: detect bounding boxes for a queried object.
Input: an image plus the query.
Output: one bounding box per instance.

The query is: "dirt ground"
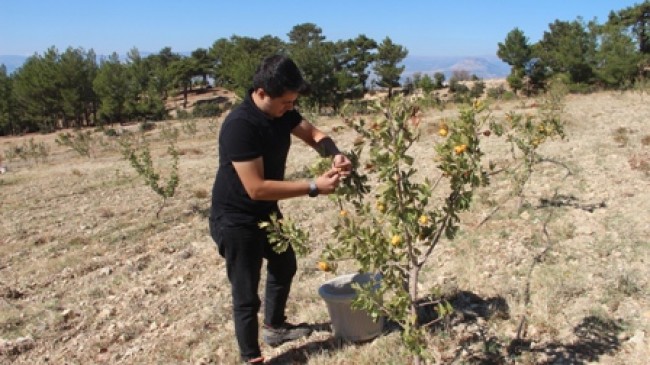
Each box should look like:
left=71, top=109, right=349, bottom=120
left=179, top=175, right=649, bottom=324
left=0, top=89, right=648, bottom=364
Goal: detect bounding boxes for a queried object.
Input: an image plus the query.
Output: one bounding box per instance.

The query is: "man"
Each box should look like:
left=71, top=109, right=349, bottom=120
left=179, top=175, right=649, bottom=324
left=209, top=55, right=351, bottom=364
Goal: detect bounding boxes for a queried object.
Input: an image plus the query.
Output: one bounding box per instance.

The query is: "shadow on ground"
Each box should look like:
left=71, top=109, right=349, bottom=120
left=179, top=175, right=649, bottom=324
left=265, top=322, right=344, bottom=364
left=508, top=315, right=624, bottom=365
left=425, top=291, right=624, bottom=364
left=267, top=291, right=625, bottom=364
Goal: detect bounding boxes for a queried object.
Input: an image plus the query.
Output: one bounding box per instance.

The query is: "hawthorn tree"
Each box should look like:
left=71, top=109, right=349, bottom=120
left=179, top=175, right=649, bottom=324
left=264, top=86, right=567, bottom=363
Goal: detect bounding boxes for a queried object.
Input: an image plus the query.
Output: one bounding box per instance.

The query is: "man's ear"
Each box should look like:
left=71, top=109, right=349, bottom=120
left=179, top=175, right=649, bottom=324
left=254, top=88, right=268, bottom=99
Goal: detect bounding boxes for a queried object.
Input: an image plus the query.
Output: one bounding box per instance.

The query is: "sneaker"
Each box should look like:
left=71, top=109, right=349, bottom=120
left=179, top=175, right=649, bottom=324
left=242, top=356, right=265, bottom=364
left=262, top=322, right=312, bottom=347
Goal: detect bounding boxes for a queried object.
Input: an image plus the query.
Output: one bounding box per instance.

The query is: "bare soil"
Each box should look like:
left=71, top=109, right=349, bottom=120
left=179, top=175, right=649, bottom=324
left=0, top=90, right=648, bottom=364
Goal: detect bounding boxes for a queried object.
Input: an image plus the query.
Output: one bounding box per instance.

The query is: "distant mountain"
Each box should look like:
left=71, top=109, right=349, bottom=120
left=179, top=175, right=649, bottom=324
left=1, top=54, right=511, bottom=80
left=402, top=55, right=511, bottom=80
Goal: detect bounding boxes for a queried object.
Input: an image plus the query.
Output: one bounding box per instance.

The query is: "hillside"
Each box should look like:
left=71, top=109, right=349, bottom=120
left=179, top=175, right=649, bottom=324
left=0, top=91, right=648, bottom=364
left=402, top=55, right=510, bottom=80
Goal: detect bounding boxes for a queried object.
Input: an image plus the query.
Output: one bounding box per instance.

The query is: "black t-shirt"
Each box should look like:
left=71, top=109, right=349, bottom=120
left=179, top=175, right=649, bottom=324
left=210, top=91, right=302, bottom=226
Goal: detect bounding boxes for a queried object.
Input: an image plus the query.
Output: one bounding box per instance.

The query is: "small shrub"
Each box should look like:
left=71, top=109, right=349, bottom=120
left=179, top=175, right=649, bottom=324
left=159, top=122, right=180, bottom=143
left=55, top=130, right=96, bottom=157
left=139, top=121, right=156, bottom=133
left=417, top=93, right=442, bottom=109
left=119, top=134, right=180, bottom=218
left=3, top=146, right=16, bottom=161
left=206, top=117, right=219, bottom=133
left=341, top=100, right=371, bottom=115
left=176, top=110, right=191, bottom=120
left=507, top=71, right=524, bottom=93
left=613, top=127, right=630, bottom=147
left=433, top=72, right=446, bottom=89
left=469, top=80, right=486, bottom=98
left=614, top=274, right=641, bottom=296
left=487, top=85, right=507, bottom=100
left=633, top=76, right=650, bottom=95
left=178, top=148, right=203, bottom=156
left=628, top=153, right=650, bottom=175
left=192, top=102, right=223, bottom=118
left=448, top=79, right=469, bottom=94
left=180, top=119, right=198, bottom=137
left=501, top=91, right=516, bottom=101
left=567, top=82, right=593, bottom=94
left=98, top=207, right=115, bottom=218
left=104, top=128, right=119, bottom=137
left=4, top=139, right=50, bottom=163
left=192, top=188, right=208, bottom=199
left=641, top=135, right=650, bottom=146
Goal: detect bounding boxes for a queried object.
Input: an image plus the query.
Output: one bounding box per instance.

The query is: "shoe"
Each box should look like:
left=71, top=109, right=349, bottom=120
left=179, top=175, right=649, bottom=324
left=262, top=322, right=312, bottom=347
left=242, top=356, right=265, bottom=364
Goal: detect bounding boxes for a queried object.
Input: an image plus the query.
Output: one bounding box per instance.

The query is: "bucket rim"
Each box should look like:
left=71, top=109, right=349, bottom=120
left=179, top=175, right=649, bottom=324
left=318, top=272, right=381, bottom=301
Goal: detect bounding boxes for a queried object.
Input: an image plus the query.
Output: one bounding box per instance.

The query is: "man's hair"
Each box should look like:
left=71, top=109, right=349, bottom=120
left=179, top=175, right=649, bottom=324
left=252, top=55, right=311, bottom=98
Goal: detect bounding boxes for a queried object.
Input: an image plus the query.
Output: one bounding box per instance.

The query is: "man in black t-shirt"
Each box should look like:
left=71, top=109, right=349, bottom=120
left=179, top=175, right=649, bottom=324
left=209, top=55, right=351, bottom=364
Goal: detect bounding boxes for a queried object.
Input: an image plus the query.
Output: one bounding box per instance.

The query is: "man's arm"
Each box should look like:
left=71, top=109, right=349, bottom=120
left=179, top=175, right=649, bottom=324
left=292, top=120, right=352, bottom=174
left=291, top=120, right=340, bottom=156
left=233, top=157, right=340, bottom=201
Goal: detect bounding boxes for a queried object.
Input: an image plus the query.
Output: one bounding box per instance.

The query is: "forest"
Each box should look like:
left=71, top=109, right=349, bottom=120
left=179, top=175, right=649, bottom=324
left=0, top=2, right=648, bottom=136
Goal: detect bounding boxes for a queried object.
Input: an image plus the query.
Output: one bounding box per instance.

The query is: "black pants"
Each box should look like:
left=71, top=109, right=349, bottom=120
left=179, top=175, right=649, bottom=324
left=209, top=216, right=297, bottom=360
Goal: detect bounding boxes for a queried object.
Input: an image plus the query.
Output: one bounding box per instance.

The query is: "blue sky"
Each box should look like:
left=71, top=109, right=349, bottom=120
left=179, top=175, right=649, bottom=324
left=0, top=1, right=642, bottom=58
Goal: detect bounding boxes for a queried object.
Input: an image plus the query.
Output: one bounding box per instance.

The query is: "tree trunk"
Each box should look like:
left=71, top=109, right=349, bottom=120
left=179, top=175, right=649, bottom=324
left=409, top=265, right=421, bottom=365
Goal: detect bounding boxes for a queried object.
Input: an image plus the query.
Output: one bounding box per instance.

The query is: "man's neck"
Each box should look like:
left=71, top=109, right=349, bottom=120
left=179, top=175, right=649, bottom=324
left=251, top=89, right=272, bottom=118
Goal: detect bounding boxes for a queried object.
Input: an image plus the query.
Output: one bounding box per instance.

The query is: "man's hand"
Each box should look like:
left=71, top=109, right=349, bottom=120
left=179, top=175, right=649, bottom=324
left=332, top=154, right=352, bottom=178
left=315, top=168, right=341, bottom=194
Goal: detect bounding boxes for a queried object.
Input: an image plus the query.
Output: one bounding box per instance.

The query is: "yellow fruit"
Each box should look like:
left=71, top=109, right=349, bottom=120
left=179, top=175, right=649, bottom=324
left=317, top=261, right=331, bottom=272
left=454, top=144, right=467, bottom=155
left=390, top=235, right=402, bottom=247
left=339, top=210, right=348, bottom=217
left=418, top=215, right=428, bottom=225
left=376, top=203, right=385, bottom=213
left=438, top=127, right=448, bottom=137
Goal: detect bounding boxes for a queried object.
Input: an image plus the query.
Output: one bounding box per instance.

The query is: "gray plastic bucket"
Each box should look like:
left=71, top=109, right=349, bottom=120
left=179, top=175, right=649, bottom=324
left=318, top=272, right=384, bottom=342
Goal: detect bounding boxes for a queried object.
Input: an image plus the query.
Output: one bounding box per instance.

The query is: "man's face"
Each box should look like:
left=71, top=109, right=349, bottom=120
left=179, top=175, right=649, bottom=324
left=254, top=89, right=299, bottom=118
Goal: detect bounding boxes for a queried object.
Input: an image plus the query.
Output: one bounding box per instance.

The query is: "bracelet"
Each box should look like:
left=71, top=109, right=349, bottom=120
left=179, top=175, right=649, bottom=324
left=308, top=180, right=319, bottom=197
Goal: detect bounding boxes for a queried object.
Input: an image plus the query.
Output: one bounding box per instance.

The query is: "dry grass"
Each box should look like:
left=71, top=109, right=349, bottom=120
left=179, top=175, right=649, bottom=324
left=1, top=91, right=649, bottom=364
